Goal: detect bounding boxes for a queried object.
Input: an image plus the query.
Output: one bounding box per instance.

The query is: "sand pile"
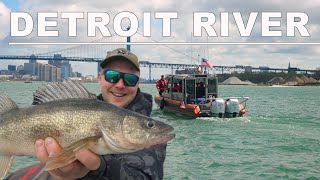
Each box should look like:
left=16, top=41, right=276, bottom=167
left=268, top=77, right=285, bottom=85
left=221, top=77, right=246, bottom=85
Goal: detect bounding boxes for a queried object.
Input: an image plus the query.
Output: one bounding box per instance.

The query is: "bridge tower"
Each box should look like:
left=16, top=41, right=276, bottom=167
left=126, top=27, right=131, bottom=51
left=97, top=62, right=102, bottom=75
left=149, top=64, right=152, bottom=83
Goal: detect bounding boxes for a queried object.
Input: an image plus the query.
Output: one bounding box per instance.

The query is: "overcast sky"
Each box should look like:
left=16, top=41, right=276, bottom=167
left=0, top=0, right=319, bottom=79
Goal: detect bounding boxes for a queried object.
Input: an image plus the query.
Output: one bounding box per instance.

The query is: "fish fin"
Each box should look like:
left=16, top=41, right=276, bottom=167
left=0, top=155, right=15, bottom=179
left=33, top=79, right=96, bottom=104
left=0, top=93, right=18, bottom=114
left=45, top=136, right=101, bottom=171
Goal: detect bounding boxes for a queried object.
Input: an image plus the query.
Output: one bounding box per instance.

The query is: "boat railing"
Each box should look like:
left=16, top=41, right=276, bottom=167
left=197, top=98, right=214, bottom=110
left=222, top=97, right=250, bottom=104
left=197, top=96, right=249, bottom=110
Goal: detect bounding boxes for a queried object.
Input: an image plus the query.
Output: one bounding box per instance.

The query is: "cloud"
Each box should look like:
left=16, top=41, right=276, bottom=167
left=1, top=0, right=320, bottom=78
left=0, top=2, right=11, bottom=40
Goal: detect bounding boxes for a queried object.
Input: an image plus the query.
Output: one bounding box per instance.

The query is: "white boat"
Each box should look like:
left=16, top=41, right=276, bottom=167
left=154, top=68, right=249, bottom=118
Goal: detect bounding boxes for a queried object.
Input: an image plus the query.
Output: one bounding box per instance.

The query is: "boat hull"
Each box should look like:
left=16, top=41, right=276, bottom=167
left=154, top=94, right=246, bottom=118
left=154, top=94, right=199, bottom=117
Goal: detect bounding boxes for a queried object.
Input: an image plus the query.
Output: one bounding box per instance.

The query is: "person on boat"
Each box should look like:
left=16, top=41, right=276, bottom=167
left=8, top=48, right=168, bottom=180
left=173, top=82, right=182, bottom=92
left=196, top=82, right=206, bottom=98
left=156, top=75, right=167, bottom=96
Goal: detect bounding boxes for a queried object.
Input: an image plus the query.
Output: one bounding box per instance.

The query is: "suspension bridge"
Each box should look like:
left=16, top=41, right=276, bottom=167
left=0, top=34, right=317, bottom=81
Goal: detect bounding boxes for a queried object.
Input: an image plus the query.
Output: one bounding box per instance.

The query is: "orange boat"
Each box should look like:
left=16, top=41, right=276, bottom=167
left=154, top=69, right=249, bottom=118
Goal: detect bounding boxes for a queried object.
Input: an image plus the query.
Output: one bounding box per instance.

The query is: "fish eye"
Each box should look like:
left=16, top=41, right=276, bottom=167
left=146, top=120, right=155, bottom=129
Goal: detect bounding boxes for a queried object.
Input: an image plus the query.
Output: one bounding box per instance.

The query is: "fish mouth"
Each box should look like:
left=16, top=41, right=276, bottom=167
left=155, top=127, right=176, bottom=143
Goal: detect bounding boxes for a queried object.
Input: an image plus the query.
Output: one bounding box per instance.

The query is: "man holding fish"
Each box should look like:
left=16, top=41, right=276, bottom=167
left=4, top=48, right=174, bottom=179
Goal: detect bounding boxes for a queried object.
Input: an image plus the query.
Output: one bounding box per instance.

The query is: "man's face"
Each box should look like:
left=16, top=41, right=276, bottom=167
left=98, top=59, right=140, bottom=108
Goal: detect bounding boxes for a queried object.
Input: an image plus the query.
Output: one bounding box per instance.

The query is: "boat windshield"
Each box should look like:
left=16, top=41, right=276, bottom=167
left=207, top=78, right=218, bottom=97
left=185, top=79, right=196, bottom=100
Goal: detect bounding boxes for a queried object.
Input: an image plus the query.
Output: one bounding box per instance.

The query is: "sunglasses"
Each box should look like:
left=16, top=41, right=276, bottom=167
left=103, top=70, right=139, bottom=87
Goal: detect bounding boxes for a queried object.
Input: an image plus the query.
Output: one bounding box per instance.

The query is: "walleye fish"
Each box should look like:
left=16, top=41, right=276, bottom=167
left=0, top=79, right=175, bottom=179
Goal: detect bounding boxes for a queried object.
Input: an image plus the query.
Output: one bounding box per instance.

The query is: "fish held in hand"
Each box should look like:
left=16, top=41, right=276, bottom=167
left=0, top=79, right=175, bottom=179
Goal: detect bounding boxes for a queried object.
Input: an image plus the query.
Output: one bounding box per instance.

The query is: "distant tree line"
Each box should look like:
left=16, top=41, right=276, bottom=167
left=315, top=67, right=320, bottom=79
left=217, top=68, right=320, bottom=84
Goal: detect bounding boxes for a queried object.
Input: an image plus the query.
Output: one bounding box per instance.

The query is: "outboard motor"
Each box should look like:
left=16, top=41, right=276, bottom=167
left=210, top=98, right=225, bottom=118
left=225, top=99, right=240, bottom=117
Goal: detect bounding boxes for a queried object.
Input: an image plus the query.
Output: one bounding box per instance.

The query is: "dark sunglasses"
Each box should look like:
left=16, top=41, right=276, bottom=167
left=103, top=70, right=139, bottom=87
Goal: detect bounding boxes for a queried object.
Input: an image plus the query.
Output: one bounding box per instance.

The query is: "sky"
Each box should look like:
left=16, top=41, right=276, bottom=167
left=0, top=0, right=319, bottom=79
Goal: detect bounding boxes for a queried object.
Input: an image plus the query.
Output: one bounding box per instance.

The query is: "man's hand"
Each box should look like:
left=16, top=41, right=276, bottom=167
left=35, top=137, right=101, bottom=180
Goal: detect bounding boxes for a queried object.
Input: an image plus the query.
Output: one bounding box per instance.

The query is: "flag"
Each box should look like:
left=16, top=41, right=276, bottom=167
left=201, top=58, right=212, bottom=68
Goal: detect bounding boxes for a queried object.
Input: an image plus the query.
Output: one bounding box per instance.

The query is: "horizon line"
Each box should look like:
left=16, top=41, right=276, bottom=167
left=8, top=42, right=320, bottom=45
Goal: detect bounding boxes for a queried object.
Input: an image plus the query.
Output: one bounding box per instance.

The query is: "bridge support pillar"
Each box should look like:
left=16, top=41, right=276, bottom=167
left=149, top=65, right=152, bottom=83
left=97, top=62, right=102, bottom=75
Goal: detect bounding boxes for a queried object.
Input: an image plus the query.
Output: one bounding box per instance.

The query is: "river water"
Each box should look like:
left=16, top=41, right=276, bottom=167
left=1, top=82, right=319, bottom=179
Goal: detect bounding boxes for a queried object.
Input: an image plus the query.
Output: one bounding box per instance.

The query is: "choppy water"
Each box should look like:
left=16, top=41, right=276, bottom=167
left=1, top=82, right=319, bottom=179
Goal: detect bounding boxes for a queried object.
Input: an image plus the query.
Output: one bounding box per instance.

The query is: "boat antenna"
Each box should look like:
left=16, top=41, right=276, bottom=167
left=207, top=35, right=210, bottom=74
left=190, top=32, right=193, bottom=65
left=207, top=34, right=209, bottom=61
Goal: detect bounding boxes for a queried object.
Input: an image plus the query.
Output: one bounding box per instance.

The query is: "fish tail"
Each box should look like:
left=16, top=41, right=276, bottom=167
left=0, top=93, right=18, bottom=115
left=0, top=155, right=15, bottom=179
left=0, top=94, right=17, bottom=178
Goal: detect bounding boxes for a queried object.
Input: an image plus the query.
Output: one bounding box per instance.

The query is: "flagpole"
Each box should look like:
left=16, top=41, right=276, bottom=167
left=207, top=34, right=212, bottom=74
left=207, top=35, right=209, bottom=60
left=190, top=32, right=193, bottom=64
left=207, top=35, right=209, bottom=74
